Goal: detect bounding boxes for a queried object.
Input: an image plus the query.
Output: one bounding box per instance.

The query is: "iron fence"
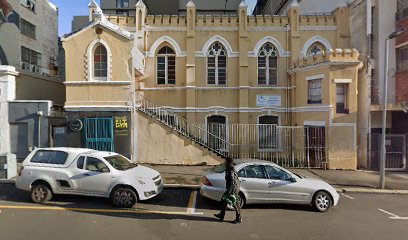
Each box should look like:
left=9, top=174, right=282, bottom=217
left=135, top=93, right=357, bottom=168
left=368, top=133, right=407, bottom=171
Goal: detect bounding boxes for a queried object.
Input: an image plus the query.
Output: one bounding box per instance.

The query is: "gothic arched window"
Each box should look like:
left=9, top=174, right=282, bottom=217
left=258, top=43, right=278, bottom=86
left=157, top=46, right=176, bottom=85
left=207, top=42, right=227, bottom=85
left=93, top=44, right=108, bottom=80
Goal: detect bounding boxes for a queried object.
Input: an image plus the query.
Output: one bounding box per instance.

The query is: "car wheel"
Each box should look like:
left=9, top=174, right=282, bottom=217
left=313, top=191, right=332, bottom=212
left=111, top=187, right=137, bottom=208
left=31, top=184, right=52, bottom=203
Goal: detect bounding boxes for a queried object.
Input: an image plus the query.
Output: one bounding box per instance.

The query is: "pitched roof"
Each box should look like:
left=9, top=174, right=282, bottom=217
left=62, top=19, right=134, bottom=41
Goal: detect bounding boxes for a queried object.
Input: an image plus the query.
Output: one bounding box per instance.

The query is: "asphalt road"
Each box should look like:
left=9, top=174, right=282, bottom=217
left=0, top=184, right=408, bottom=240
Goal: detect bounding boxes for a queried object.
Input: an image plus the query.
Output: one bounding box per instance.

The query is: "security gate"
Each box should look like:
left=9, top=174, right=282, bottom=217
left=84, top=117, right=114, bottom=152
left=369, top=134, right=406, bottom=171
left=305, top=126, right=326, bottom=168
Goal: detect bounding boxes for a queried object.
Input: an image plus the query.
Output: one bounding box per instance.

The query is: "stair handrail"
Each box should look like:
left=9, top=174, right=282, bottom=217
left=135, top=93, right=233, bottom=158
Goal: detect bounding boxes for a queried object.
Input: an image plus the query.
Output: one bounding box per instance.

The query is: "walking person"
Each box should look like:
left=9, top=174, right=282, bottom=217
left=214, top=157, right=242, bottom=224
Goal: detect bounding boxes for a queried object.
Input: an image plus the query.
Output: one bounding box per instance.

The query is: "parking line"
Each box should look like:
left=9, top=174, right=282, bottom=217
left=341, top=193, right=354, bottom=200
left=378, top=208, right=408, bottom=220
left=0, top=205, right=202, bottom=216
left=187, top=191, right=198, bottom=214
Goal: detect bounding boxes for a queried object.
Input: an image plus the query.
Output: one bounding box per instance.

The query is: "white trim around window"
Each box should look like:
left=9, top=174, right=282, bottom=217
left=305, top=74, right=325, bottom=81
left=86, top=39, right=112, bottom=82
left=301, top=36, right=333, bottom=58
left=205, top=113, right=229, bottom=152
left=257, top=114, right=281, bottom=152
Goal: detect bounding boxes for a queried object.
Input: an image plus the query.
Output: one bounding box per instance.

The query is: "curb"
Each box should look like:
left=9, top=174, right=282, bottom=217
left=163, top=184, right=200, bottom=190
left=341, top=187, right=408, bottom=195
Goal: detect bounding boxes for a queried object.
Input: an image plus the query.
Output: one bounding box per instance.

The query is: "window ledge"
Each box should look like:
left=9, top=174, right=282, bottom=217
left=336, top=109, right=349, bottom=114
left=64, top=81, right=131, bottom=85
left=308, top=100, right=322, bottom=104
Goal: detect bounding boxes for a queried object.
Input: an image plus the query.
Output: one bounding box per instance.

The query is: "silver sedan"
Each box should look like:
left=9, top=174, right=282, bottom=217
left=200, top=160, right=340, bottom=212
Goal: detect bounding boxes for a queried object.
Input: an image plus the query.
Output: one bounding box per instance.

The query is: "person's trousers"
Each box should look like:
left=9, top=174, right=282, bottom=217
left=219, top=195, right=241, bottom=220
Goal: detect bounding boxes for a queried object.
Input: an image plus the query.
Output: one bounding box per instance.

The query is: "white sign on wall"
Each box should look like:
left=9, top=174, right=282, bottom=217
left=256, top=95, right=281, bottom=107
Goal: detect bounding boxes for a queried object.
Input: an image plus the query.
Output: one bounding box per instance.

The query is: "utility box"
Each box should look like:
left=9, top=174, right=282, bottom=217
left=0, top=154, right=17, bottom=179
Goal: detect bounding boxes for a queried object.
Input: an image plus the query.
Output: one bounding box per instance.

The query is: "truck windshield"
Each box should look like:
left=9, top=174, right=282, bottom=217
left=104, top=155, right=138, bottom=171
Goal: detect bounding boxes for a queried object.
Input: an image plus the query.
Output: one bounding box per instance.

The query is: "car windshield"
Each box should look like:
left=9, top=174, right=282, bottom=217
left=104, top=155, right=137, bottom=171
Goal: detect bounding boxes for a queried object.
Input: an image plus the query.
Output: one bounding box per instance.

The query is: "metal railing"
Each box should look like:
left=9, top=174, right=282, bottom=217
left=135, top=93, right=232, bottom=158
left=135, top=94, right=356, bottom=168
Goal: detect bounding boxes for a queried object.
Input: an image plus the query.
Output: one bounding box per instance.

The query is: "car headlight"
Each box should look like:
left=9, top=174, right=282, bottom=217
left=138, top=180, right=146, bottom=185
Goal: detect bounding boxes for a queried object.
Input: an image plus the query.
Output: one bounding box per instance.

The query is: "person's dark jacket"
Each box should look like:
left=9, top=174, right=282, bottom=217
left=225, top=166, right=240, bottom=195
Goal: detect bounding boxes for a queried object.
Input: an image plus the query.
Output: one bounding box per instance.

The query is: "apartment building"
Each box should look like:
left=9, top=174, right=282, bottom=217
left=72, top=0, right=243, bottom=32
left=253, top=0, right=348, bottom=15
left=0, top=0, right=64, bottom=179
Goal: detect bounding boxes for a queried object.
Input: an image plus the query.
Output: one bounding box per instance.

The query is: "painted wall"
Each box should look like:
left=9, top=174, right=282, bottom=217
left=16, top=71, right=65, bottom=105
left=136, top=112, right=223, bottom=165
left=63, top=24, right=134, bottom=108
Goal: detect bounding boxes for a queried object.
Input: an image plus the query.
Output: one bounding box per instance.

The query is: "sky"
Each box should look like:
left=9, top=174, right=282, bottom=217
left=49, top=0, right=257, bottom=36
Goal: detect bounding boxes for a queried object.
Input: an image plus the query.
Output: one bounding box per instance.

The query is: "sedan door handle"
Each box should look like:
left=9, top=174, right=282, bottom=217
left=240, top=179, right=246, bottom=182
left=268, top=181, right=277, bottom=185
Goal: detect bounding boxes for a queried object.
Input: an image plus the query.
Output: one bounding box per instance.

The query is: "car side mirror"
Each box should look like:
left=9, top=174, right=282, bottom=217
left=100, top=167, right=110, bottom=173
left=289, top=177, right=297, bottom=182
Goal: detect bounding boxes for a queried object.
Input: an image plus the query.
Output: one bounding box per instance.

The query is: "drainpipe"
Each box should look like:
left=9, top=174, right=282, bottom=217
left=37, top=111, right=43, bottom=148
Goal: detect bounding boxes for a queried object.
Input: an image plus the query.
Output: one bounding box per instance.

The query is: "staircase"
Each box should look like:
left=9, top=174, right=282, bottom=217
left=135, top=93, right=232, bottom=159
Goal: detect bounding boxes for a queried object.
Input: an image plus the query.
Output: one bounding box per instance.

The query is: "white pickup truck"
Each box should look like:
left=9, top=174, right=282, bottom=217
left=16, top=147, right=163, bottom=208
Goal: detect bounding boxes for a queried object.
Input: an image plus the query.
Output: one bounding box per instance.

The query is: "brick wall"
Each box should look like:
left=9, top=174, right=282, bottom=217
left=396, top=70, right=408, bottom=102
left=396, top=17, right=408, bottom=46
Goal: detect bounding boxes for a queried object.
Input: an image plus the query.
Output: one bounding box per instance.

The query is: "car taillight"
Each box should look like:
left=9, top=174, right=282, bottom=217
left=202, top=176, right=212, bottom=186
left=18, top=166, right=24, bottom=176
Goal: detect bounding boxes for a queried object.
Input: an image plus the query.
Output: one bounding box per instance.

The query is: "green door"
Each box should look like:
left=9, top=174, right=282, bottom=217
left=84, top=117, right=114, bottom=152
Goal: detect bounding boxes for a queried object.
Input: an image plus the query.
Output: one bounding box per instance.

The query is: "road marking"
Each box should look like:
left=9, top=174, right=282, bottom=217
left=341, top=193, right=354, bottom=200
left=0, top=205, right=203, bottom=216
left=378, top=208, right=408, bottom=220
left=187, top=191, right=198, bottom=214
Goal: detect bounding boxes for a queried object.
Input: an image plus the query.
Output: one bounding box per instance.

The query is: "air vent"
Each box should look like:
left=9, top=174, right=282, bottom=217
left=57, top=180, right=71, bottom=188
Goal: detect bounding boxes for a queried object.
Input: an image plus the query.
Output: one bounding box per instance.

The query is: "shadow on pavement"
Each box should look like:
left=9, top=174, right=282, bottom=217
left=1, top=183, right=317, bottom=216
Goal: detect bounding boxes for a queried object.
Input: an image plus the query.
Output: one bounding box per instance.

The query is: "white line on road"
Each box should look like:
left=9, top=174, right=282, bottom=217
left=187, top=191, right=202, bottom=215
left=341, top=193, right=354, bottom=200
left=378, top=208, right=408, bottom=220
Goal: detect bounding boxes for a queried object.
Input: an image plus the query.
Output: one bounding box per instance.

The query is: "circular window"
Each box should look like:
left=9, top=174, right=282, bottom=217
left=95, top=27, right=103, bottom=35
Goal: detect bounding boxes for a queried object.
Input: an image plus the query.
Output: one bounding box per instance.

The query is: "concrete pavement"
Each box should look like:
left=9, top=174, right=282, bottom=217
left=1, top=183, right=408, bottom=240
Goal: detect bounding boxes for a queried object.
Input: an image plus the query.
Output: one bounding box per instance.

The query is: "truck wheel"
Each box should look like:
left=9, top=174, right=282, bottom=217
left=111, top=187, right=137, bottom=208
left=31, top=184, right=52, bottom=203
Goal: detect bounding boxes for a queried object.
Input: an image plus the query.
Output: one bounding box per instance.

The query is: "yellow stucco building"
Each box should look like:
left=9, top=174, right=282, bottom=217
left=62, top=0, right=362, bottom=169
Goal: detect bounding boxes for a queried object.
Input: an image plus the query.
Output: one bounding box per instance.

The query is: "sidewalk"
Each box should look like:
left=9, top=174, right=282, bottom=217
left=145, top=164, right=408, bottom=193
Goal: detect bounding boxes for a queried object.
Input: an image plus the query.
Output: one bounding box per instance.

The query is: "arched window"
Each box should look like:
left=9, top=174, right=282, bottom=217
left=93, top=44, right=108, bottom=80
left=258, top=115, right=280, bottom=151
left=206, top=115, right=228, bottom=151
left=258, top=43, right=278, bottom=86
left=157, top=46, right=176, bottom=85
left=207, top=42, right=227, bottom=85
left=307, top=42, right=326, bottom=56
